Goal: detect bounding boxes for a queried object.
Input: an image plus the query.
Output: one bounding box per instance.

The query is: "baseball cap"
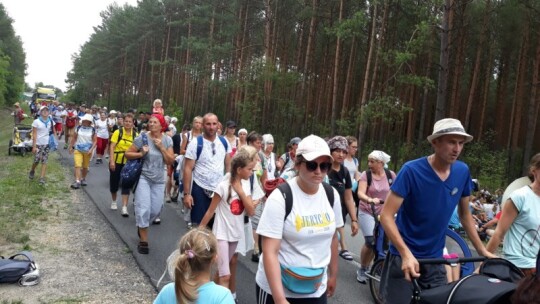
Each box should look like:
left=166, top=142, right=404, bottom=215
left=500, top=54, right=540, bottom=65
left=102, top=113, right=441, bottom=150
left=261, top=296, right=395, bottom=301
left=296, top=135, right=333, bottom=162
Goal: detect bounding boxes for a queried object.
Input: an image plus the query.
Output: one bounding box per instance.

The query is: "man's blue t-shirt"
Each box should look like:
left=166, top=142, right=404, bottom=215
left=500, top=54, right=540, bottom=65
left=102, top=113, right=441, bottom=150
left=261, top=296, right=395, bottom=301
left=389, top=157, right=472, bottom=259
left=154, top=281, right=234, bottom=304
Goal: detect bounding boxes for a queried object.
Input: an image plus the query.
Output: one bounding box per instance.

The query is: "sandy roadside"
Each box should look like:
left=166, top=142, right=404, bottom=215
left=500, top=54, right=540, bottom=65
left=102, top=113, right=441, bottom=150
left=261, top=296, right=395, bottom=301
left=0, top=166, right=157, bottom=303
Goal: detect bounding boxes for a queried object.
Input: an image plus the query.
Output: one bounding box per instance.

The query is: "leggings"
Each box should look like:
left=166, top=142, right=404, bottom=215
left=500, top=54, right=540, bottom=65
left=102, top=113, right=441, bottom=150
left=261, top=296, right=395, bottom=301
left=109, top=163, right=130, bottom=195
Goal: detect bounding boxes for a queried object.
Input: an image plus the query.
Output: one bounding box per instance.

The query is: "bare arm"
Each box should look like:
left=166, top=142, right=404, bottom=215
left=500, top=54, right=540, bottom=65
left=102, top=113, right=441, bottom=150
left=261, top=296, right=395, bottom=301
left=380, top=190, right=419, bottom=281
left=486, top=200, right=518, bottom=253
left=458, top=196, right=496, bottom=258
left=124, top=143, right=145, bottom=160
left=327, top=232, right=339, bottom=297
left=224, top=153, right=231, bottom=173
left=182, top=158, right=195, bottom=209
left=344, top=188, right=359, bottom=236
left=180, top=133, right=188, bottom=155
left=200, top=194, right=221, bottom=227
left=261, top=237, right=289, bottom=304
left=231, top=180, right=256, bottom=216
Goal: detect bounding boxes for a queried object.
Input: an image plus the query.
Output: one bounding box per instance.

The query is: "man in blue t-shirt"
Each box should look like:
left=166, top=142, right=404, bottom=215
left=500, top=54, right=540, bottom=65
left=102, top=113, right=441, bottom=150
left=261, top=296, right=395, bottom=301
left=379, top=118, right=496, bottom=303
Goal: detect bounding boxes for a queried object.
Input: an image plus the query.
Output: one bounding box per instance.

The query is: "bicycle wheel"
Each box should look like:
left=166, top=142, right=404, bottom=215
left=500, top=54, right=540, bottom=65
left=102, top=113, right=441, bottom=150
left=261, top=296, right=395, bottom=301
left=368, top=259, right=384, bottom=304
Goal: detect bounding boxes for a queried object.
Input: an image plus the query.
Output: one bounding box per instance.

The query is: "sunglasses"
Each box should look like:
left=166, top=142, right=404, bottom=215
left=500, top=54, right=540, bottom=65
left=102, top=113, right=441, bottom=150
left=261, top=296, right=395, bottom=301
left=211, top=142, right=216, bottom=156
left=304, top=161, right=332, bottom=172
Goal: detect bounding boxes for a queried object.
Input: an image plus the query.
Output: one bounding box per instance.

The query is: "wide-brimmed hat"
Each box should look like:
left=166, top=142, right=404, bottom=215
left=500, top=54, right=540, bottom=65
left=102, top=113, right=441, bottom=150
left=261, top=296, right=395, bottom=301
left=81, top=114, right=94, bottom=123
left=427, top=118, right=473, bottom=144
left=296, top=135, right=333, bottom=162
left=14, top=102, right=20, bottom=107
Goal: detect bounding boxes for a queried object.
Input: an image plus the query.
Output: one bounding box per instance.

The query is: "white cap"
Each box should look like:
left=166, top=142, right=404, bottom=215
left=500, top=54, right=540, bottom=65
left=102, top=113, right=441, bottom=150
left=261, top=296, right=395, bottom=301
left=110, top=110, right=117, bottom=114
left=81, top=114, right=94, bottom=123
left=427, top=118, right=473, bottom=143
left=296, top=135, right=333, bottom=161
left=238, top=128, right=248, bottom=135
left=39, top=105, right=49, bottom=112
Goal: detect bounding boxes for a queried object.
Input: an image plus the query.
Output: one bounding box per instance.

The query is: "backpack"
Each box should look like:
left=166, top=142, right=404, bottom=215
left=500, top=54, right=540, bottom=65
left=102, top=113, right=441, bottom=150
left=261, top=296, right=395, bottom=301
left=120, top=132, right=148, bottom=190
left=278, top=182, right=335, bottom=221
left=195, top=135, right=229, bottom=160
left=0, top=251, right=39, bottom=286
left=113, top=128, right=139, bottom=164
left=366, top=168, right=393, bottom=188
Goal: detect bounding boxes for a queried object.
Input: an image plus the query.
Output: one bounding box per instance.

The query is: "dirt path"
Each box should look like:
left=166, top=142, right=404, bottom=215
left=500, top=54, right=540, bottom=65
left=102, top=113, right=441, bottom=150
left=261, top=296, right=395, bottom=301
left=0, top=166, right=156, bottom=303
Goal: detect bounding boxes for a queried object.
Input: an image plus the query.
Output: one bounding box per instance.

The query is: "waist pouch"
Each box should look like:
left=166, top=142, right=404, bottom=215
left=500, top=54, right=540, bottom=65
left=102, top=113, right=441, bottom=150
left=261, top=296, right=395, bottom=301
left=280, top=264, right=324, bottom=294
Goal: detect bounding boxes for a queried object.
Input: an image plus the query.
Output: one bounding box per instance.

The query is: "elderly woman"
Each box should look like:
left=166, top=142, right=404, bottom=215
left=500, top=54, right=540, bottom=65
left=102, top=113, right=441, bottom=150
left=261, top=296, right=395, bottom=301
left=326, top=136, right=359, bottom=262
left=355, top=150, right=396, bottom=283
left=487, top=153, right=540, bottom=276
left=255, top=135, right=344, bottom=304
left=262, top=134, right=279, bottom=180
left=125, top=113, right=174, bottom=254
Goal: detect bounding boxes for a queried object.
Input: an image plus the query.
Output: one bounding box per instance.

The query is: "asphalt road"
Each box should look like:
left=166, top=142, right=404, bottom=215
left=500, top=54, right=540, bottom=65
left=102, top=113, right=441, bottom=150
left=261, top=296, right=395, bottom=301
left=56, top=142, right=374, bottom=304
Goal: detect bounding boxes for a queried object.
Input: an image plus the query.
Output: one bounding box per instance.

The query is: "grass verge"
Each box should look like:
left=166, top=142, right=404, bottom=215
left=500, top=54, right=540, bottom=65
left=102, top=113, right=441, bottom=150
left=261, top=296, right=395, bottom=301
left=0, top=108, right=67, bottom=249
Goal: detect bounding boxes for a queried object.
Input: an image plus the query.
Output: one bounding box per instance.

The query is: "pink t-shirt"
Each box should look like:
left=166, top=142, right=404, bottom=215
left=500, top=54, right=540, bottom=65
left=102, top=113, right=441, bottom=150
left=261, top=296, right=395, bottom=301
left=358, top=170, right=396, bottom=214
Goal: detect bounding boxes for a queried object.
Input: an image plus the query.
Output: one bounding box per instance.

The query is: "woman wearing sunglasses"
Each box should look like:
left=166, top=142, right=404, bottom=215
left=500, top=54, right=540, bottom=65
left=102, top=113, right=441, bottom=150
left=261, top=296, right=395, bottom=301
left=255, top=135, right=344, bottom=304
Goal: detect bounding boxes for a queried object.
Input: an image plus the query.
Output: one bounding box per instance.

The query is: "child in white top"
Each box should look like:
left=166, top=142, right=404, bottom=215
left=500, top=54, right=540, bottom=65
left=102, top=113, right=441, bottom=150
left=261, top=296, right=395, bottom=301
left=199, top=146, right=264, bottom=289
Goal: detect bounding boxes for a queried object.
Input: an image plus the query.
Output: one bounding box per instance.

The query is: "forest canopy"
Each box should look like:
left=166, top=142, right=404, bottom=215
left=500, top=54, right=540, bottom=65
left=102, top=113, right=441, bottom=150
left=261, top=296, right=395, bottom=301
left=66, top=0, right=540, bottom=184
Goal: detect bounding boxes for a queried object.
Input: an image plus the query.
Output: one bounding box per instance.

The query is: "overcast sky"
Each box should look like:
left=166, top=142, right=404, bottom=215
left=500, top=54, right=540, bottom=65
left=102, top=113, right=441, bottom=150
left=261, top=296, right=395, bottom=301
left=2, top=0, right=139, bottom=92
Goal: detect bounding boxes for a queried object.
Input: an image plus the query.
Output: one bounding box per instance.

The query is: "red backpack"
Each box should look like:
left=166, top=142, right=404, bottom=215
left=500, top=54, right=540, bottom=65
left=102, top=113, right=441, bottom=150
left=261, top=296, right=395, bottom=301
left=66, top=110, right=77, bottom=128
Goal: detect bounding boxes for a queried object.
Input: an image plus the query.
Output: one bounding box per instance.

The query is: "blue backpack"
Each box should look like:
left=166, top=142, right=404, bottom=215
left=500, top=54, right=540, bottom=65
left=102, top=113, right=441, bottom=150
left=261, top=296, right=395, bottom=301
left=195, top=135, right=229, bottom=160
left=120, top=133, right=148, bottom=189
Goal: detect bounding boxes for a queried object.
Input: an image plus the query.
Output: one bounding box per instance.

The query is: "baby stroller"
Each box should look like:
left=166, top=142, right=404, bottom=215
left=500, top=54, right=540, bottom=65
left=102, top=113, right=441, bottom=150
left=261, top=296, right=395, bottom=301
left=412, top=256, right=524, bottom=304
left=9, top=124, right=33, bottom=156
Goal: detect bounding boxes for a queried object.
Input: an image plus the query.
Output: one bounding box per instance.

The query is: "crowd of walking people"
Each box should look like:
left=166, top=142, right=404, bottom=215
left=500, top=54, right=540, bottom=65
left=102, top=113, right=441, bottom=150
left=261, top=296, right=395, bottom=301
left=21, top=98, right=539, bottom=304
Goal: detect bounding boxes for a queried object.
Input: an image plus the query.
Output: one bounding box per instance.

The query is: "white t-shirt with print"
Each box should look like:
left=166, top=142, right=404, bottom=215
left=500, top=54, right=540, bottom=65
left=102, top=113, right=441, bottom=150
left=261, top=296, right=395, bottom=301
left=255, top=177, right=344, bottom=298
left=213, top=173, right=265, bottom=242
left=185, top=136, right=232, bottom=191
left=32, top=117, right=54, bottom=146
left=95, top=119, right=109, bottom=139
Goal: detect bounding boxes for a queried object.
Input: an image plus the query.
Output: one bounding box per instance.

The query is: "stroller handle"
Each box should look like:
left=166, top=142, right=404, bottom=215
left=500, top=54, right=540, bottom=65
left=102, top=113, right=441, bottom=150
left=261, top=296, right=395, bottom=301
left=417, top=256, right=486, bottom=266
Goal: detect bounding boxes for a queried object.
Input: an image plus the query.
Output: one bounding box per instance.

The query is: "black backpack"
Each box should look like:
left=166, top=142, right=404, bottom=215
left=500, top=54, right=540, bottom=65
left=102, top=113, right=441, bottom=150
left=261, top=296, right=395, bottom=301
left=0, top=251, right=39, bottom=285
left=366, top=168, right=393, bottom=188
left=278, top=182, right=335, bottom=221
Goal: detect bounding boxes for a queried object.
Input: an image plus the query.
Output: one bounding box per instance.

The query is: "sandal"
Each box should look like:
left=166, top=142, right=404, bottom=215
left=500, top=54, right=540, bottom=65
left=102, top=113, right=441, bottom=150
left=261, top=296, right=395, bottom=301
left=137, top=241, right=149, bottom=254
left=339, top=250, right=353, bottom=261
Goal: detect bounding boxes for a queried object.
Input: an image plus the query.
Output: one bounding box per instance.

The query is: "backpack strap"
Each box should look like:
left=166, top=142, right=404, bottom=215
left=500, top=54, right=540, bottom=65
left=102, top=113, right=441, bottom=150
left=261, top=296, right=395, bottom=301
left=196, top=135, right=204, bottom=160
left=281, top=182, right=334, bottom=221
left=196, top=135, right=229, bottom=160
left=218, top=135, right=229, bottom=152
left=384, top=168, right=393, bottom=186
left=366, top=170, right=373, bottom=187
left=250, top=174, right=254, bottom=193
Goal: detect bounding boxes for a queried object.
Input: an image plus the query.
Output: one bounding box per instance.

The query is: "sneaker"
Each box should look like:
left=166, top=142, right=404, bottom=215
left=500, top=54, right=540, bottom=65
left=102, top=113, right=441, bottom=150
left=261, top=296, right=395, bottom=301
left=152, top=218, right=161, bottom=225
left=81, top=179, right=87, bottom=186
left=111, top=201, right=118, bottom=210
left=187, top=222, right=192, bottom=230
left=28, top=170, right=35, bottom=180
left=70, top=181, right=81, bottom=189
left=121, top=206, right=128, bottom=217
left=165, top=195, right=171, bottom=203
left=39, top=178, right=46, bottom=185
left=356, top=267, right=368, bottom=284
